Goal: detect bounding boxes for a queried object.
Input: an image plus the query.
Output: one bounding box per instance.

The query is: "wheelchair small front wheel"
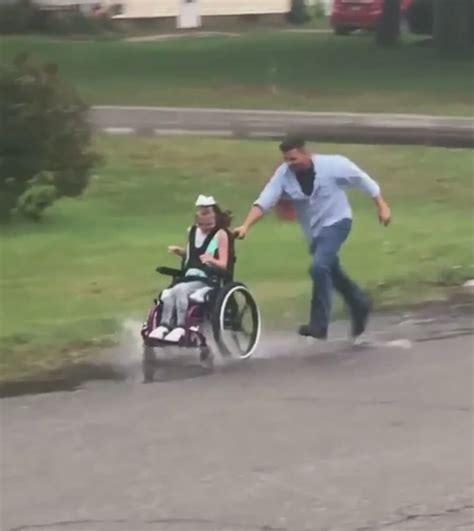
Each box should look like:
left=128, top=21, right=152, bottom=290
left=199, top=346, right=215, bottom=371
left=211, top=283, right=261, bottom=359
left=142, top=344, right=156, bottom=383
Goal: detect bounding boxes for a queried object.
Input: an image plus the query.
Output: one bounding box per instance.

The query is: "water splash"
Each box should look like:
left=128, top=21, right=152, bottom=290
left=96, top=318, right=144, bottom=380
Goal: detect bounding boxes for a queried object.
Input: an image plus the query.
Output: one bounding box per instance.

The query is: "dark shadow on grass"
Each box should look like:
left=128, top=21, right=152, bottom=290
left=0, top=363, right=126, bottom=399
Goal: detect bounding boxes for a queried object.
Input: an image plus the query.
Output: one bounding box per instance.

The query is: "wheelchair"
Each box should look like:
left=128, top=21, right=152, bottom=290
left=140, top=239, right=261, bottom=382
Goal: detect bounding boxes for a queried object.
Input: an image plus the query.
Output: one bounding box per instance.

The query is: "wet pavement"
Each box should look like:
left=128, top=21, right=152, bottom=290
left=1, top=304, right=473, bottom=531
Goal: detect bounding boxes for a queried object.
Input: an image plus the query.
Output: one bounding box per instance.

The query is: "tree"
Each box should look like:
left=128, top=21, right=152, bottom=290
left=433, top=0, right=473, bottom=57
left=376, top=0, right=401, bottom=47
left=0, top=55, right=98, bottom=222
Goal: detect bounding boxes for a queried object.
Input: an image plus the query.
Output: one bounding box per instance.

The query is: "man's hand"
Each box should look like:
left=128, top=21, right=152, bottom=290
left=200, top=253, right=215, bottom=265
left=378, top=203, right=391, bottom=226
left=233, top=226, right=249, bottom=240
left=373, top=195, right=391, bottom=226
left=233, top=206, right=265, bottom=240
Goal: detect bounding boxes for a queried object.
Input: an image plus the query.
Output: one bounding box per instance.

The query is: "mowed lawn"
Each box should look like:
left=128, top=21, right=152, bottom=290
left=1, top=136, right=473, bottom=381
left=2, top=32, right=473, bottom=115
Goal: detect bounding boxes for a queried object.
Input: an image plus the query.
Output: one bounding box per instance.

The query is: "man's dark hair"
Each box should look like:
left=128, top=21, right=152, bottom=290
left=279, top=136, right=306, bottom=153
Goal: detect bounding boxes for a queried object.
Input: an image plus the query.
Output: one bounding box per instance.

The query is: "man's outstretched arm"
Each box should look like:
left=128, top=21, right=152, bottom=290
left=234, top=168, right=284, bottom=239
left=234, top=205, right=265, bottom=239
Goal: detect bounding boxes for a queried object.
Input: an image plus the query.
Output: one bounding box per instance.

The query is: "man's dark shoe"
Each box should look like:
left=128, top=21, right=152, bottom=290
left=298, top=324, right=328, bottom=340
left=351, top=301, right=372, bottom=338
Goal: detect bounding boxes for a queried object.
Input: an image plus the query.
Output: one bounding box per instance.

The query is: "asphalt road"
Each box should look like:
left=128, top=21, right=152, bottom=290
left=90, top=107, right=474, bottom=148
left=2, top=307, right=473, bottom=531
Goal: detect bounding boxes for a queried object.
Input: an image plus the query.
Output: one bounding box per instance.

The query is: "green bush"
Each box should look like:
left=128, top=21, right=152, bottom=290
left=44, top=10, right=103, bottom=36
left=0, top=55, right=98, bottom=223
left=17, top=178, right=57, bottom=221
left=287, top=0, right=311, bottom=25
left=313, top=0, right=327, bottom=19
left=0, top=0, right=41, bottom=34
left=434, top=0, right=473, bottom=57
left=0, top=0, right=120, bottom=37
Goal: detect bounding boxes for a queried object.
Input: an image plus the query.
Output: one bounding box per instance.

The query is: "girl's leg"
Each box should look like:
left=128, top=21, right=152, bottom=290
left=149, top=287, right=178, bottom=340
left=160, top=288, right=178, bottom=327
left=175, top=281, right=206, bottom=327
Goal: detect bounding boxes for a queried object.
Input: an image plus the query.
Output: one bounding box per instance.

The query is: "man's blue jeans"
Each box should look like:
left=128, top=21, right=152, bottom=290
left=309, top=218, right=368, bottom=335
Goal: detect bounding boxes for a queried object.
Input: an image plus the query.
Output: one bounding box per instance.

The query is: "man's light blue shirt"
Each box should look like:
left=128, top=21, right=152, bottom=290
left=255, top=154, right=380, bottom=244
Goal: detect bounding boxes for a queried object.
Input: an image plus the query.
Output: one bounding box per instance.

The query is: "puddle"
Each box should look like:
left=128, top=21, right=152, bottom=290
left=2, top=304, right=473, bottom=398
left=0, top=318, right=143, bottom=399
left=0, top=318, right=213, bottom=398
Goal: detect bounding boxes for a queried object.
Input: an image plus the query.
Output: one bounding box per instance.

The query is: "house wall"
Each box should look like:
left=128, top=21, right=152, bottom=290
left=35, top=0, right=96, bottom=6
left=118, top=0, right=289, bottom=19
left=201, top=0, right=289, bottom=16
left=34, top=0, right=291, bottom=27
left=118, top=0, right=174, bottom=18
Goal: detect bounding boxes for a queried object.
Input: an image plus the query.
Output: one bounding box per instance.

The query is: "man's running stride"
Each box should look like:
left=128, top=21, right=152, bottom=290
left=234, top=136, right=391, bottom=339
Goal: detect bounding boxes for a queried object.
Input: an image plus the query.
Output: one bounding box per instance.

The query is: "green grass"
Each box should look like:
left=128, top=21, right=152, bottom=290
left=2, top=32, right=472, bottom=114
left=1, top=136, right=473, bottom=381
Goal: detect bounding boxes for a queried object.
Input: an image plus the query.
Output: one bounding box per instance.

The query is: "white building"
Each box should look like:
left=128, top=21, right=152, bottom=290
left=113, top=0, right=291, bottom=28
left=34, top=0, right=332, bottom=28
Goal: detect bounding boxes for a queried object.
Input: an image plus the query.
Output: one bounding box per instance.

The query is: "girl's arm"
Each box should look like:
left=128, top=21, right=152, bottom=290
left=168, top=245, right=186, bottom=258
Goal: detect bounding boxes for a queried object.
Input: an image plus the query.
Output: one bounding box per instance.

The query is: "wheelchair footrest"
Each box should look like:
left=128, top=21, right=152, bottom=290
left=144, top=333, right=205, bottom=349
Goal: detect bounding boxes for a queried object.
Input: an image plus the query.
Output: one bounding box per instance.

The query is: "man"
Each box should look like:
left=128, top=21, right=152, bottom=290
left=234, top=137, right=391, bottom=339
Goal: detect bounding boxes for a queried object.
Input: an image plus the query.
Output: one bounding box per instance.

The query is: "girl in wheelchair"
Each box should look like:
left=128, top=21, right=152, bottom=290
left=150, top=195, right=232, bottom=343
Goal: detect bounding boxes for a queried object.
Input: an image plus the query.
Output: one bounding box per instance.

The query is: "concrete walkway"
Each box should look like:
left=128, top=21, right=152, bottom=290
left=124, top=29, right=331, bottom=42
left=124, top=31, right=242, bottom=42
left=91, top=106, right=474, bottom=147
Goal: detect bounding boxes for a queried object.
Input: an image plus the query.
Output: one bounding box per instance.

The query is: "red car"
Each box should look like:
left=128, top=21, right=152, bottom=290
left=331, top=0, right=413, bottom=35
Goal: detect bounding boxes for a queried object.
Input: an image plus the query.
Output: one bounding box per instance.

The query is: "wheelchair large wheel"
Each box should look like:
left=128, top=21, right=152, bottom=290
left=211, top=282, right=261, bottom=359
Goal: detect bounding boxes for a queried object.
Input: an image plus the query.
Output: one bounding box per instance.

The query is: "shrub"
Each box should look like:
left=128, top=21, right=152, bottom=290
left=0, top=0, right=40, bottom=34
left=313, top=0, right=327, bottom=19
left=0, top=55, right=99, bottom=222
left=0, top=0, right=120, bottom=37
left=17, top=179, right=57, bottom=221
left=43, top=10, right=103, bottom=36
left=287, top=0, right=311, bottom=25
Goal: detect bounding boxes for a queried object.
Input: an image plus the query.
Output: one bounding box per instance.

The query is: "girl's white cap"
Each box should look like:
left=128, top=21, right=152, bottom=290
left=195, top=195, right=216, bottom=207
